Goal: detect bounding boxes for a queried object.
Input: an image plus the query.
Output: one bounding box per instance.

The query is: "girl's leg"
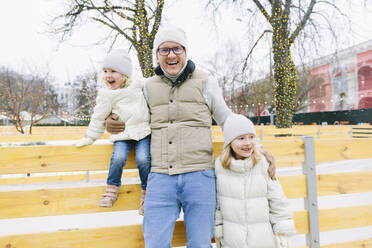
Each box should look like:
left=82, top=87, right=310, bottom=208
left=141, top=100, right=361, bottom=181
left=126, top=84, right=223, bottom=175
left=135, top=136, right=151, bottom=215
left=107, top=140, right=132, bottom=186
left=135, top=135, right=151, bottom=190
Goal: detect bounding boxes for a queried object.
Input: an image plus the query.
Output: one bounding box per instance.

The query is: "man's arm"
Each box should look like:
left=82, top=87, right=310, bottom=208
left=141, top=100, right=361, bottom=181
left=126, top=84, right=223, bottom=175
left=203, top=75, right=276, bottom=179
left=105, top=113, right=125, bottom=134
left=202, top=75, right=232, bottom=127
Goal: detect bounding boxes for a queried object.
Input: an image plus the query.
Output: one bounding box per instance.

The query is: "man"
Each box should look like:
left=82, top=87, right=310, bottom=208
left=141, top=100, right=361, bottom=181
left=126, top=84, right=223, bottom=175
left=106, top=26, right=275, bottom=248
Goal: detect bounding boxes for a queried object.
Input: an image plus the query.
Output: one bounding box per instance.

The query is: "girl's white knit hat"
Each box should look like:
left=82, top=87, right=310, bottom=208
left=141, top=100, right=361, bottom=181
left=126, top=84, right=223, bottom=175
left=153, top=26, right=188, bottom=53
left=102, top=49, right=132, bottom=77
left=223, top=114, right=256, bottom=148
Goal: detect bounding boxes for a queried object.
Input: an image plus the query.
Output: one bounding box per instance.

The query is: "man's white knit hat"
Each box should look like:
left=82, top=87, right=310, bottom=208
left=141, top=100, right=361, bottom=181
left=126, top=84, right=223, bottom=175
left=153, top=26, right=188, bottom=53
left=102, top=49, right=132, bottom=77
left=223, top=114, right=256, bottom=148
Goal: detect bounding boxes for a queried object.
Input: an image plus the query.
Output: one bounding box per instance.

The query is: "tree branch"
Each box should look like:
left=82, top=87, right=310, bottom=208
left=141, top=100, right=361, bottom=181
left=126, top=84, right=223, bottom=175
left=252, top=0, right=272, bottom=23
left=289, top=0, right=316, bottom=45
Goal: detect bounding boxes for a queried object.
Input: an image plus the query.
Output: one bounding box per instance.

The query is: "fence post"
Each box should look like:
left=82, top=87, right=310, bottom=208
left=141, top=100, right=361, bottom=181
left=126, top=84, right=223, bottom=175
left=317, top=126, right=321, bottom=139
left=302, top=136, right=320, bottom=248
left=260, top=127, right=263, bottom=140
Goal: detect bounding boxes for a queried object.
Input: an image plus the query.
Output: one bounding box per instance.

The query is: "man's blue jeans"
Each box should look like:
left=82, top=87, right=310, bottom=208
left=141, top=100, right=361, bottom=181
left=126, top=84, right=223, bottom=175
left=143, top=170, right=216, bottom=248
left=107, top=136, right=150, bottom=189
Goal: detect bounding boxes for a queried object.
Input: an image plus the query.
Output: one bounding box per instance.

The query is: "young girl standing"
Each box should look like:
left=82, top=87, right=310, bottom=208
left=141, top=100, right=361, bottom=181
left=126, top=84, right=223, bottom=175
left=214, top=114, right=296, bottom=248
left=76, top=49, right=150, bottom=215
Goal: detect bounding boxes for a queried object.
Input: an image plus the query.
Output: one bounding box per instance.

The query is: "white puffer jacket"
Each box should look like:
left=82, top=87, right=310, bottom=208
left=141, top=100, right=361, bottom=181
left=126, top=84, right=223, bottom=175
left=214, top=156, right=296, bottom=248
left=85, top=81, right=150, bottom=142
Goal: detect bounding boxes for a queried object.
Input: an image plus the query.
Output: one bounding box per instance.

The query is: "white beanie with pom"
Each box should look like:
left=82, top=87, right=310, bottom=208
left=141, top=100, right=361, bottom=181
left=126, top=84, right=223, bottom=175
left=223, top=114, right=256, bottom=148
left=153, top=26, right=188, bottom=53
left=102, top=49, right=132, bottom=77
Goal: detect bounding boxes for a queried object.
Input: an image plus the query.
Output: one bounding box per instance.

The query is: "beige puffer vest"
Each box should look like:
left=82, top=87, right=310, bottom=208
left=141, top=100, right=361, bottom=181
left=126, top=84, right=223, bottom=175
left=145, top=69, right=214, bottom=175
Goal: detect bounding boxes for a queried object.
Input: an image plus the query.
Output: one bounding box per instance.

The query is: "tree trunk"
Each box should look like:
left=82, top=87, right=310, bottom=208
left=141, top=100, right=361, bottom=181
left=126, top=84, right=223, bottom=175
left=272, top=9, right=296, bottom=128
left=136, top=46, right=154, bottom=78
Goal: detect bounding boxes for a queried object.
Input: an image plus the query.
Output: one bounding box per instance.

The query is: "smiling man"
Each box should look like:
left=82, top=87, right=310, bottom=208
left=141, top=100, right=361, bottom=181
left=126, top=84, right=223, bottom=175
left=105, top=25, right=275, bottom=248
left=142, top=26, right=232, bottom=248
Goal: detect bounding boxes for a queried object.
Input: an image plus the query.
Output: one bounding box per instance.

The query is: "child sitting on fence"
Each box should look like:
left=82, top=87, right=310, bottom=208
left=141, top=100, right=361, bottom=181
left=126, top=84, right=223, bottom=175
left=214, top=114, right=296, bottom=248
left=76, top=49, right=150, bottom=215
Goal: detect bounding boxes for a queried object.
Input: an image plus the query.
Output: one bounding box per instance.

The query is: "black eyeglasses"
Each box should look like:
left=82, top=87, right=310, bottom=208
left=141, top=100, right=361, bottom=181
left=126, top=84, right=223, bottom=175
left=157, top=46, right=185, bottom=56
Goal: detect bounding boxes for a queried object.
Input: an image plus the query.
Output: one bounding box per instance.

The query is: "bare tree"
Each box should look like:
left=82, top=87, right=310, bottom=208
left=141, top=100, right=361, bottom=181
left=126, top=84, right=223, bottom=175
left=50, top=0, right=165, bottom=78
left=0, top=69, right=60, bottom=134
left=74, top=71, right=99, bottom=119
left=202, top=40, right=255, bottom=113
left=206, top=0, right=364, bottom=128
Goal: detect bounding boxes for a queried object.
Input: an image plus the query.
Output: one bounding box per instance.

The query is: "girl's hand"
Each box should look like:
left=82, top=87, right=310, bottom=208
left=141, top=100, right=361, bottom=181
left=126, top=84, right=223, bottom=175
left=277, top=235, right=292, bottom=248
left=75, top=137, right=94, bottom=147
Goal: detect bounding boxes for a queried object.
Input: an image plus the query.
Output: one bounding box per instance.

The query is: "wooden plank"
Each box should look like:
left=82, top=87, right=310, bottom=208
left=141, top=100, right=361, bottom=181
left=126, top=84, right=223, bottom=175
left=0, top=171, right=139, bottom=185
left=0, top=134, right=110, bottom=142
left=295, top=239, right=372, bottom=248
left=0, top=144, right=135, bottom=174
left=0, top=222, right=186, bottom=248
left=319, top=205, right=372, bottom=232
left=0, top=212, right=310, bottom=248
left=0, top=143, right=226, bottom=175
left=278, top=175, right=307, bottom=198
left=259, top=172, right=372, bottom=199
left=315, top=139, right=372, bottom=162
left=293, top=210, right=309, bottom=234
left=0, top=184, right=141, bottom=219
left=317, top=171, right=372, bottom=196
left=0, top=206, right=369, bottom=246
left=260, top=139, right=305, bottom=167
left=321, top=239, right=372, bottom=248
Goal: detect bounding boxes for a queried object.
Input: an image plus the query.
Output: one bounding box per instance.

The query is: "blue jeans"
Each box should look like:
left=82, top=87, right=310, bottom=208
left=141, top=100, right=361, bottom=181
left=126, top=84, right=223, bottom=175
left=143, top=170, right=216, bottom=248
left=107, top=136, right=150, bottom=189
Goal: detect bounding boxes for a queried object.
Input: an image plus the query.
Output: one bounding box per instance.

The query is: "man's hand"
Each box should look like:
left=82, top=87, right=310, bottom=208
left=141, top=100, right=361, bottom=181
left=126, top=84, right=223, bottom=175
left=261, top=148, right=276, bottom=180
left=105, top=113, right=125, bottom=134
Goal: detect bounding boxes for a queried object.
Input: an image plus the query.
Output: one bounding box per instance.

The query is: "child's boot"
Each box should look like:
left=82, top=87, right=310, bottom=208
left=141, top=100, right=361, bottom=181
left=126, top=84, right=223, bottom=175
left=99, top=184, right=120, bottom=207
left=138, top=189, right=146, bottom=216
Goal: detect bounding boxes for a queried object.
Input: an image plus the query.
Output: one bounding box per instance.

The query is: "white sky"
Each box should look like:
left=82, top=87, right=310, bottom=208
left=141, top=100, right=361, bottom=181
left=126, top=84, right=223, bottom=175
left=0, top=0, right=371, bottom=86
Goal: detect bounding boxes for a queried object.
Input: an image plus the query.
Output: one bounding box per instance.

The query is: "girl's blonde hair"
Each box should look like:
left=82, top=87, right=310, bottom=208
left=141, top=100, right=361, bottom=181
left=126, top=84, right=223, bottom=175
left=220, top=141, right=262, bottom=169
left=102, top=74, right=131, bottom=88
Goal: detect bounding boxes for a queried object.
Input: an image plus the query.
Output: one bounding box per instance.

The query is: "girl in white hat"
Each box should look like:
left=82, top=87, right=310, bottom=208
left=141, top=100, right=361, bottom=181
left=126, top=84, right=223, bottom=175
left=214, top=114, right=296, bottom=248
left=76, top=49, right=150, bottom=215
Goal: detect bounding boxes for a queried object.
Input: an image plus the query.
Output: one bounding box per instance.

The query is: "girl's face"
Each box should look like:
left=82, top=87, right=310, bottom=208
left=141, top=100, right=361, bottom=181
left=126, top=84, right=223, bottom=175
left=231, top=133, right=256, bottom=159
left=103, top=68, right=125, bottom=90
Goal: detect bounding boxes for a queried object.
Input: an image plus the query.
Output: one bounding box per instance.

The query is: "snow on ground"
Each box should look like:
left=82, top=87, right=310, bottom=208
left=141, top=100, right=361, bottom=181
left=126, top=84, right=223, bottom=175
left=0, top=158, right=371, bottom=247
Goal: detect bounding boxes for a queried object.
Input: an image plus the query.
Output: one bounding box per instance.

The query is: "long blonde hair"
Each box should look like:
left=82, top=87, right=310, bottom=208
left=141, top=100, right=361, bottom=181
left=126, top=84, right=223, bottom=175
left=220, top=142, right=262, bottom=169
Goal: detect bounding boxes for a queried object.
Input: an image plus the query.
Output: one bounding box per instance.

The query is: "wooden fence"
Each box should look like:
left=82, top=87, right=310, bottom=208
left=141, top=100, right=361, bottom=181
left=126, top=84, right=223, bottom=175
left=2, top=125, right=371, bottom=143
left=0, top=136, right=371, bottom=247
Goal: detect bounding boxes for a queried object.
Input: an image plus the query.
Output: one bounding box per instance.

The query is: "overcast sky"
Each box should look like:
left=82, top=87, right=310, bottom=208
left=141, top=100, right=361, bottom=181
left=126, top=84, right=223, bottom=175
left=0, top=0, right=371, bottom=86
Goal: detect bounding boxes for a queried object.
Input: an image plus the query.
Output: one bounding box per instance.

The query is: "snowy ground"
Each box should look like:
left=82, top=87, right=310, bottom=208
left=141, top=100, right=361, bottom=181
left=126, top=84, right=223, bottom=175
left=0, top=154, right=371, bottom=247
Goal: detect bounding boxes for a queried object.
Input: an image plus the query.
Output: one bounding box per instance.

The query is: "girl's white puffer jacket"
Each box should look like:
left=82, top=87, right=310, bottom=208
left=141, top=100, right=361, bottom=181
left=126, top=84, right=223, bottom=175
left=85, top=81, right=150, bottom=142
left=214, top=156, right=296, bottom=248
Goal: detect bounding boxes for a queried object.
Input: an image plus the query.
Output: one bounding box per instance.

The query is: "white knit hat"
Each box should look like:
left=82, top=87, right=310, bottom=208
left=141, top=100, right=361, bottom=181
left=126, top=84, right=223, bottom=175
left=153, top=26, right=188, bottom=53
left=223, top=114, right=256, bottom=148
left=102, top=49, right=132, bottom=77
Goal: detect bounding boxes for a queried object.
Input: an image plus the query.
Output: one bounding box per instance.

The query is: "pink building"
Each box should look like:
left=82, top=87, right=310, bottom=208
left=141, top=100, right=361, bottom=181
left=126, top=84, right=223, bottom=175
left=308, top=40, right=372, bottom=112
left=357, top=50, right=372, bottom=109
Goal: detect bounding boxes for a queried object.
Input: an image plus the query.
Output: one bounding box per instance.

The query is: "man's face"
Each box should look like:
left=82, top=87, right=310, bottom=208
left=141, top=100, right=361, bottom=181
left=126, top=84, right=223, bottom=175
left=156, top=41, right=186, bottom=76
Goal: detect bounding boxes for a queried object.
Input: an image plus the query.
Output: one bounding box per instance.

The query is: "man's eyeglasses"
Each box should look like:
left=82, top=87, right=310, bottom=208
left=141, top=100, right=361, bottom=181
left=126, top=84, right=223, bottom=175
left=157, top=46, right=184, bottom=56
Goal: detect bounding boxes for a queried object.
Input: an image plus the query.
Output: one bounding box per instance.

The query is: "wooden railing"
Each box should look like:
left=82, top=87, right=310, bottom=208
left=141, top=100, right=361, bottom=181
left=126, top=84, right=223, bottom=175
left=0, top=136, right=371, bottom=247
left=2, top=124, right=371, bottom=143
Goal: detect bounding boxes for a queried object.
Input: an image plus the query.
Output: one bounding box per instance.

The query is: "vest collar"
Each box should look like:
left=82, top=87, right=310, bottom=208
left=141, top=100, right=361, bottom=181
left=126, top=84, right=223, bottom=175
left=229, top=157, right=254, bottom=173
left=154, top=60, right=196, bottom=87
